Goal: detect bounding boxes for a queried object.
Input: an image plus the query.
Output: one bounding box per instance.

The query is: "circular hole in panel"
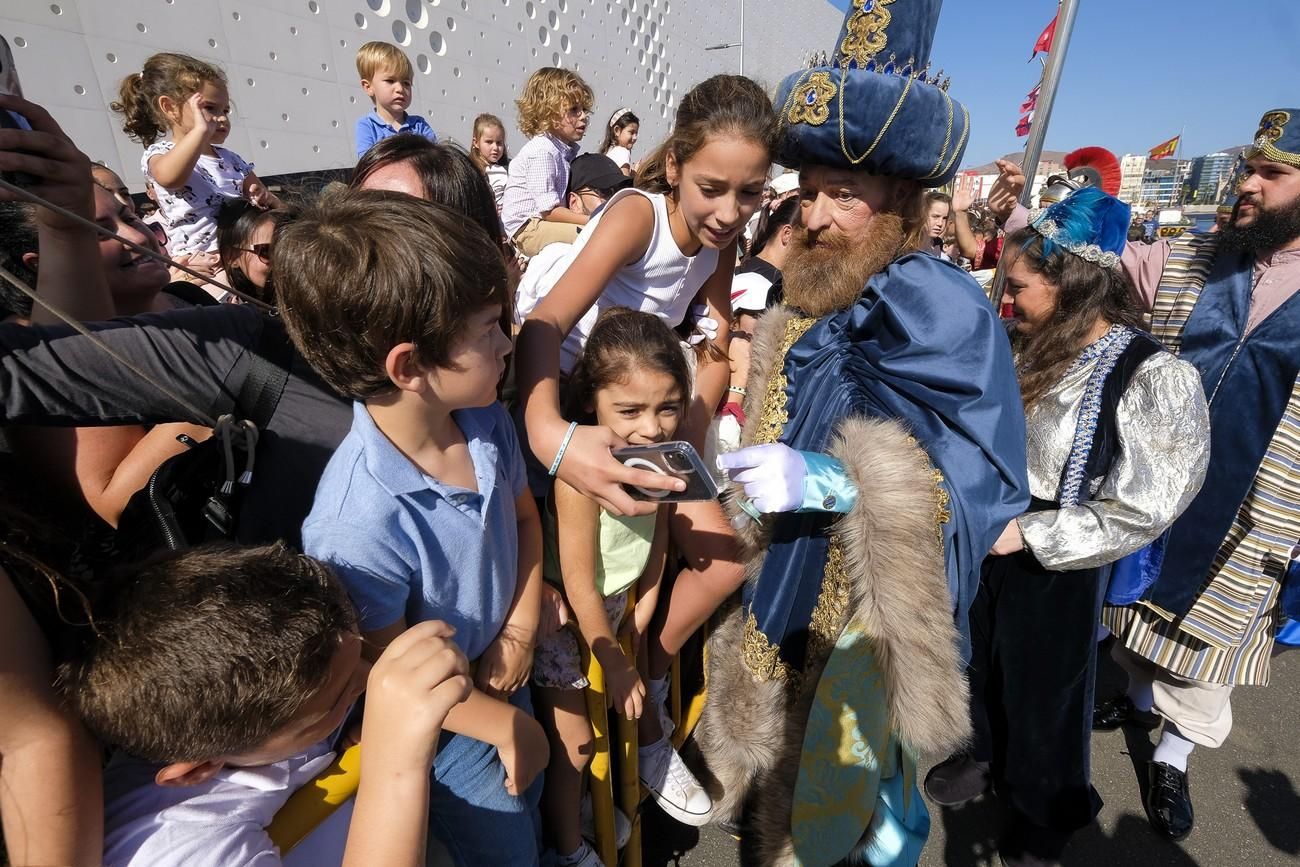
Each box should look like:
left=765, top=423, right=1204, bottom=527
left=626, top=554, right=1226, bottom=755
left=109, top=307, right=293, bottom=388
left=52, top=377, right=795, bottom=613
left=231, top=11, right=240, bottom=20
left=560, top=34, right=570, bottom=53
left=349, top=95, right=357, bottom=103
left=452, top=66, right=462, bottom=77
left=12, top=37, right=25, bottom=47
left=441, top=88, right=447, bottom=95
left=301, top=87, right=310, bottom=95
left=538, top=26, right=549, bottom=45
left=106, top=51, right=117, bottom=62
left=461, top=0, right=468, bottom=10
left=551, top=51, right=561, bottom=66
left=269, top=51, right=278, bottom=60
left=331, top=119, right=340, bottom=127
left=547, top=10, right=558, bottom=27
left=136, top=22, right=148, bottom=32
left=558, top=0, right=567, bottom=9
left=406, top=0, right=428, bottom=26
left=281, top=112, right=290, bottom=121
left=430, top=32, right=446, bottom=54
left=516, top=21, right=523, bottom=31
left=525, top=1, right=535, bottom=18
left=446, top=16, right=456, bottom=30
left=339, top=38, right=348, bottom=46
left=366, top=0, right=388, bottom=12
left=530, top=47, right=537, bottom=56
left=621, top=8, right=629, bottom=23
left=392, top=20, right=409, bottom=43
left=313, top=145, right=320, bottom=153
left=354, top=13, right=367, bottom=28
left=417, top=53, right=431, bottom=73
left=49, top=4, right=62, bottom=15
left=246, top=77, right=255, bottom=86
left=637, top=49, right=643, bottom=63
left=208, top=37, right=218, bottom=47
left=259, top=140, right=269, bottom=148
left=308, top=0, right=320, bottom=11
left=321, top=62, right=330, bottom=70
left=73, top=84, right=85, bottom=95
left=466, top=48, right=473, bottom=57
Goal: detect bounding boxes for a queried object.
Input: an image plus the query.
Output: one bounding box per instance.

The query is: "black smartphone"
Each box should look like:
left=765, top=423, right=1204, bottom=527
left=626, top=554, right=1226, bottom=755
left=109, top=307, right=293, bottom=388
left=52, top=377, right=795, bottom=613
left=0, top=34, right=37, bottom=187
left=613, top=441, right=719, bottom=503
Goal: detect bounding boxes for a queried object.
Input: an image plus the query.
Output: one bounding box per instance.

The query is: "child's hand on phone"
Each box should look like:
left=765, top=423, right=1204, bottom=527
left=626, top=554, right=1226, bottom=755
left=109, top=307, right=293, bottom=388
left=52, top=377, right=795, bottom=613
left=0, top=93, right=93, bottom=225
left=360, top=620, right=473, bottom=773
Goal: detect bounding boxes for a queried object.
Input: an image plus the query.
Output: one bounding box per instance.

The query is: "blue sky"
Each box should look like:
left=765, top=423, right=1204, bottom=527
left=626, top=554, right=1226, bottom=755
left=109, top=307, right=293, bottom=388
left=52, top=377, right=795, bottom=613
left=823, top=0, right=1300, bottom=167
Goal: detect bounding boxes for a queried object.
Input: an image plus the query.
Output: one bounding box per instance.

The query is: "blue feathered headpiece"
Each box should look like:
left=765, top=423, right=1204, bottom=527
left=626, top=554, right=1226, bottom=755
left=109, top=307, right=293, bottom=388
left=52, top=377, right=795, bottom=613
left=771, top=0, right=969, bottom=187
left=1027, top=187, right=1131, bottom=270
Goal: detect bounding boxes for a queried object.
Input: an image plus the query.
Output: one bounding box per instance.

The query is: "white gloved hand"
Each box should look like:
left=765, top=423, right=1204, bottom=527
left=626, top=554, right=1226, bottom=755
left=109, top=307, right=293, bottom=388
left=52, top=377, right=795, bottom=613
left=717, top=443, right=807, bottom=513
left=686, top=302, right=720, bottom=346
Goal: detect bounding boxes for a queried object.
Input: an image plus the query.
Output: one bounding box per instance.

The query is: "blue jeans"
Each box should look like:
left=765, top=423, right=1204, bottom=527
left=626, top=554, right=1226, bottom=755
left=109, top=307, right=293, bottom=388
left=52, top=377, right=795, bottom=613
left=428, top=688, right=544, bottom=866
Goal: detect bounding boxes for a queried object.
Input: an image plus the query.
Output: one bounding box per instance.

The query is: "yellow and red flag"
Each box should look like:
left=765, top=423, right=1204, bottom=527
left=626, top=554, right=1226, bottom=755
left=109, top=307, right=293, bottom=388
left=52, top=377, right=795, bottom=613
left=1148, top=135, right=1180, bottom=160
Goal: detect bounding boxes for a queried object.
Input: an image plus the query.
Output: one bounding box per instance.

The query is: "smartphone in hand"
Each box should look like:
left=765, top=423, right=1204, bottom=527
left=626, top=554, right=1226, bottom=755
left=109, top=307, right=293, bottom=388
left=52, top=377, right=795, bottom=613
left=0, top=34, right=37, bottom=187
left=612, top=441, right=719, bottom=502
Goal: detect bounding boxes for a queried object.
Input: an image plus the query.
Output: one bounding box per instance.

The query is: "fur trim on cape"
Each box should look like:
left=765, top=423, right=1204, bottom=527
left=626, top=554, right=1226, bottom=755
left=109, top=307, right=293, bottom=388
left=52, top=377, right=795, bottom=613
left=697, top=409, right=970, bottom=865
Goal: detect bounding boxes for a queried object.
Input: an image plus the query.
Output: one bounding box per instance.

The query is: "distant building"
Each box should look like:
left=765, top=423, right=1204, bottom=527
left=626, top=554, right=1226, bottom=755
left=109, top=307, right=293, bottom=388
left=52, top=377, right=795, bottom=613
left=1139, top=159, right=1188, bottom=207
left=1187, top=152, right=1237, bottom=204
left=957, top=151, right=1067, bottom=208
left=1118, top=154, right=1147, bottom=204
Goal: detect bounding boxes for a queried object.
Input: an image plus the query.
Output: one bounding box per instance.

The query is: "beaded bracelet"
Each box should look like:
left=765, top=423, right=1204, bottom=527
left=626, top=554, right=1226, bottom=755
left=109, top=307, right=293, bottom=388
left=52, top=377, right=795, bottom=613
left=548, top=421, right=578, bottom=478
left=727, top=386, right=747, bottom=396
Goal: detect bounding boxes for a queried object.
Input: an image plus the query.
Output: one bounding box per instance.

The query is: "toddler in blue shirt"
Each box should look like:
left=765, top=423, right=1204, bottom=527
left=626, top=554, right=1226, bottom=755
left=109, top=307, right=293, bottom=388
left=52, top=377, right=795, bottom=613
left=354, top=41, right=437, bottom=157
left=277, top=188, right=546, bottom=866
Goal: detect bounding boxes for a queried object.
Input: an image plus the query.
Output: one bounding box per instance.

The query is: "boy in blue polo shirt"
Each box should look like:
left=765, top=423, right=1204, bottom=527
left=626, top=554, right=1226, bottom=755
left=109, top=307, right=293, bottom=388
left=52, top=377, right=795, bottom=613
left=354, top=41, right=437, bottom=157
left=275, top=189, right=547, bottom=866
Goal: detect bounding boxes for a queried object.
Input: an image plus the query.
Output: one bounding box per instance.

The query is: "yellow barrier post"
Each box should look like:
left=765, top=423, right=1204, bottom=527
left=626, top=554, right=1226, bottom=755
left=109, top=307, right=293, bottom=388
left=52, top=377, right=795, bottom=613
left=617, top=628, right=643, bottom=867
left=581, top=642, right=619, bottom=867
left=266, top=745, right=362, bottom=854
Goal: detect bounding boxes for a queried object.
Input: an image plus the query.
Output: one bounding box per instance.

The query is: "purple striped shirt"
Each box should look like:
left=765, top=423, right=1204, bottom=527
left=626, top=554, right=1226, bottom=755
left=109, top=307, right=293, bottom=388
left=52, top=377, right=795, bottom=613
left=501, top=133, right=580, bottom=236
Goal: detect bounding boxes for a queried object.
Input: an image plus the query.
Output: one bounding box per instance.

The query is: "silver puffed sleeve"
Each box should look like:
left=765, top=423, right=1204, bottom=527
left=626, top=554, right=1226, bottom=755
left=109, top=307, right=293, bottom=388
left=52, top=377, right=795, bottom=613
left=1019, top=353, right=1211, bottom=571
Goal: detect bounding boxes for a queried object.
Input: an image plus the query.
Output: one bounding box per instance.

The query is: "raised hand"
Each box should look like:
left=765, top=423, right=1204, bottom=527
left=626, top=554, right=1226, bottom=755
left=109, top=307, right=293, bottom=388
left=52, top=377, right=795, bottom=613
left=183, top=92, right=220, bottom=141
left=987, top=159, right=1026, bottom=224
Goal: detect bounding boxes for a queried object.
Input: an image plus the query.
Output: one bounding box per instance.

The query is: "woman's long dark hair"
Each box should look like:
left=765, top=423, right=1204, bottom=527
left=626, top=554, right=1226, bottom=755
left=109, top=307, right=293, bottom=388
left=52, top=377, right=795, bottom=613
left=216, top=200, right=297, bottom=304
left=748, top=195, right=799, bottom=258
left=1006, top=228, right=1145, bottom=410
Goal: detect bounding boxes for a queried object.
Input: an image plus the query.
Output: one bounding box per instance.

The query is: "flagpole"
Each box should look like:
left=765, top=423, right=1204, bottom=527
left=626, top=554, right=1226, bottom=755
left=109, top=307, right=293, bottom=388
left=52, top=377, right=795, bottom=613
left=1016, top=0, right=1081, bottom=206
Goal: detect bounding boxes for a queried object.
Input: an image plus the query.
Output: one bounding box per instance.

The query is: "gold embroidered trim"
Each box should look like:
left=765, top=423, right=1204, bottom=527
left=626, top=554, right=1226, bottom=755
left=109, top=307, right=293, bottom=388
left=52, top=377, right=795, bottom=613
left=755, top=316, right=817, bottom=446
left=787, top=71, right=837, bottom=127
left=1257, top=110, right=1290, bottom=145
left=804, top=536, right=854, bottom=671
left=839, top=0, right=897, bottom=66
left=742, top=610, right=792, bottom=682
left=838, top=67, right=914, bottom=166
left=931, top=468, right=952, bottom=544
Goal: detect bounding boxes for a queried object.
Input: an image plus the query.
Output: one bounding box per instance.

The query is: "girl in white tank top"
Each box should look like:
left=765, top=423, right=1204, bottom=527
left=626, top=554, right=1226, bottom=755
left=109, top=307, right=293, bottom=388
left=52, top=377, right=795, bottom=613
left=514, top=186, right=720, bottom=373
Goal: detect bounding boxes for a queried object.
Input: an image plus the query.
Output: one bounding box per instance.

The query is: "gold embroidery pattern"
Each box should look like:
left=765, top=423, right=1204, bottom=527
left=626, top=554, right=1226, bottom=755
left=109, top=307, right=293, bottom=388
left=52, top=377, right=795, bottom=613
left=803, top=537, right=854, bottom=674
left=931, top=469, right=952, bottom=544
left=838, top=0, right=897, bottom=67
left=754, top=316, right=817, bottom=446
left=1257, top=111, right=1291, bottom=146
left=743, top=610, right=792, bottom=682
left=838, top=68, right=914, bottom=166
left=787, top=71, right=837, bottom=127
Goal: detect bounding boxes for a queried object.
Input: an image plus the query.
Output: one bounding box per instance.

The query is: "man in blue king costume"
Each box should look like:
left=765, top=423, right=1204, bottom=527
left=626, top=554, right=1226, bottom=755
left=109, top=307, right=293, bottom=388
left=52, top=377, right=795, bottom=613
left=694, top=2, right=1029, bottom=865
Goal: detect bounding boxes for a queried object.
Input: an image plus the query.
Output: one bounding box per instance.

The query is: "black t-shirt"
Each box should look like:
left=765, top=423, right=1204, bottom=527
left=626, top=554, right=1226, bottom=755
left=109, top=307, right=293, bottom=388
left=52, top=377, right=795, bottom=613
left=0, top=305, right=350, bottom=548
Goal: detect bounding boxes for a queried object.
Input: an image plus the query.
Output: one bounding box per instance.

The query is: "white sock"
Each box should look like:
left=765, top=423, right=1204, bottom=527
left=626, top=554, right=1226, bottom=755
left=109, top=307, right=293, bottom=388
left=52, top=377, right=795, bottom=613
left=1126, top=677, right=1156, bottom=713
left=1153, top=725, right=1196, bottom=773
left=557, top=841, right=590, bottom=865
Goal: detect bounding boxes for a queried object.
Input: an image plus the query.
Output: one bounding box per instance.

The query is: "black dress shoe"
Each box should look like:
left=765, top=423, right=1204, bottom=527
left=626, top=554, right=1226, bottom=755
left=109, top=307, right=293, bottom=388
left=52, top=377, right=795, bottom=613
left=1092, top=694, right=1160, bottom=731
left=923, top=753, right=991, bottom=806
left=1145, top=761, right=1194, bottom=841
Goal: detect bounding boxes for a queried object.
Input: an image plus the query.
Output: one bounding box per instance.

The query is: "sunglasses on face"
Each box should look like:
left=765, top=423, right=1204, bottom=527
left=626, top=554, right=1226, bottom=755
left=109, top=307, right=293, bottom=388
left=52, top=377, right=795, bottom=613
left=237, top=243, right=272, bottom=264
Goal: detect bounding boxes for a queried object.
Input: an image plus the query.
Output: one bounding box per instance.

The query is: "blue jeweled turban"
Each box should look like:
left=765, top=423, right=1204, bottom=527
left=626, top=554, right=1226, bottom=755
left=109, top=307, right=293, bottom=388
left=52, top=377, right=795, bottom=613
left=773, top=0, right=970, bottom=187
left=1246, top=109, right=1300, bottom=169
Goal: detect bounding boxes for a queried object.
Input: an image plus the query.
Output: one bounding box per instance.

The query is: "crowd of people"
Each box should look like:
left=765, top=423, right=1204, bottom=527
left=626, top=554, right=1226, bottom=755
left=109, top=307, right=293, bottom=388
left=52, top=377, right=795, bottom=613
left=1, top=3, right=1299, bottom=867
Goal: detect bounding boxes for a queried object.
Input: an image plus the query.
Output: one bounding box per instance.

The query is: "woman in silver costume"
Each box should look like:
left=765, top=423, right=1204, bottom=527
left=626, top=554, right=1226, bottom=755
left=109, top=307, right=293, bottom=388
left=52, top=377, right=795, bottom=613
left=924, top=188, right=1211, bottom=867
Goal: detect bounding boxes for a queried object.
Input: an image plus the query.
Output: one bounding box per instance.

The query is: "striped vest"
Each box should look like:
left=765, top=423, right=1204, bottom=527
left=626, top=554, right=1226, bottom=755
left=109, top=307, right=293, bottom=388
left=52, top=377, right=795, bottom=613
left=1149, top=237, right=1300, bottom=649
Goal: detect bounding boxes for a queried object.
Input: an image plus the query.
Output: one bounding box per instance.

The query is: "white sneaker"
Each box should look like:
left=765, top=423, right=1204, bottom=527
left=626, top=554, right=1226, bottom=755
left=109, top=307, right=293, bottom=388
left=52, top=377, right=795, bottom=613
left=638, top=735, right=713, bottom=826
left=555, top=840, right=606, bottom=867
left=579, top=791, right=632, bottom=850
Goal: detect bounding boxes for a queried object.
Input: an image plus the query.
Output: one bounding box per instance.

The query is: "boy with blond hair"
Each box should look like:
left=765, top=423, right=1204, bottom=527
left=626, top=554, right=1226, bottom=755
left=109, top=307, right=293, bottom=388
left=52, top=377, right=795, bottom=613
left=276, top=189, right=547, bottom=866
left=501, top=66, right=595, bottom=256
left=354, top=41, right=436, bottom=156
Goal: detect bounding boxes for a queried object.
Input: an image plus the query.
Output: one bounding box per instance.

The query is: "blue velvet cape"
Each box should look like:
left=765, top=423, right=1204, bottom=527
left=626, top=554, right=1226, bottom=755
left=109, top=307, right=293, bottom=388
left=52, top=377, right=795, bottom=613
left=1146, top=250, right=1300, bottom=616
left=743, top=253, right=1030, bottom=667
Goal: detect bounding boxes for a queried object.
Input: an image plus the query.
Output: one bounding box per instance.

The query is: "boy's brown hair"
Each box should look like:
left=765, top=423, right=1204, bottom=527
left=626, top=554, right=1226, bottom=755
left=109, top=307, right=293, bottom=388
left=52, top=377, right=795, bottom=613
left=515, top=67, right=594, bottom=137
left=356, top=40, right=414, bottom=84
left=61, top=544, right=356, bottom=764
left=273, top=188, right=509, bottom=400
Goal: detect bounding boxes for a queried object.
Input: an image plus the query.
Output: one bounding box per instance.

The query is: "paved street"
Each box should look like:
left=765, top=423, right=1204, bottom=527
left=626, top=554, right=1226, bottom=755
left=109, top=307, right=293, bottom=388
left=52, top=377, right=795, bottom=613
left=641, top=644, right=1300, bottom=866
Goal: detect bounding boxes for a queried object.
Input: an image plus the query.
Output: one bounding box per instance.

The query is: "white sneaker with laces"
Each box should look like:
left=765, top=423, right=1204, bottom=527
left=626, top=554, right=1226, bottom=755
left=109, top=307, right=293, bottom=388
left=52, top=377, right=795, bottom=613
left=638, top=735, right=713, bottom=826
left=579, top=791, right=632, bottom=850
left=555, top=840, right=606, bottom=867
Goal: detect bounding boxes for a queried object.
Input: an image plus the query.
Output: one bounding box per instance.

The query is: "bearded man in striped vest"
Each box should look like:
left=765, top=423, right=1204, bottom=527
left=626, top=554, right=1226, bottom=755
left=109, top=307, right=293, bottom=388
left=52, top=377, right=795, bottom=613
left=999, top=109, right=1300, bottom=844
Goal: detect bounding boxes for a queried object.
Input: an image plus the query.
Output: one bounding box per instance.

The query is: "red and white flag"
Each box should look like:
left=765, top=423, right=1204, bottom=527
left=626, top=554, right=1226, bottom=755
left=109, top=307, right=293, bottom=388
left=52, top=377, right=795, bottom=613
left=1016, top=112, right=1034, bottom=138
left=1020, top=84, right=1041, bottom=114
left=1030, top=14, right=1058, bottom=61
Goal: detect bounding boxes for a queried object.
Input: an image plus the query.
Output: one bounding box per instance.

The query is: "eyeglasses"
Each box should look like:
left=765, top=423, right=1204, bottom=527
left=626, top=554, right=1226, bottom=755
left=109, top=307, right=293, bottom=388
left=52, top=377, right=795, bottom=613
left=565, top=107, right=591, bottom=119
left=237, top=243, right=272, bottom=264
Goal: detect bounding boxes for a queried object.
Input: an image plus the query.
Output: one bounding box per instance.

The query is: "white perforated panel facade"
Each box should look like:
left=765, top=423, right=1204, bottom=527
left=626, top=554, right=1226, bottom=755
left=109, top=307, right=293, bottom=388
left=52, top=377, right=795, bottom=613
left=2, top=0, right=840, bottom=190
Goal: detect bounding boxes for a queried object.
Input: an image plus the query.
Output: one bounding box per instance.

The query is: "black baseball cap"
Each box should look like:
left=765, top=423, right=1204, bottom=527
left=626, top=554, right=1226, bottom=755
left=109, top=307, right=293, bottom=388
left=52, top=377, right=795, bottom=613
left=567, top=153, right=632, bottom=197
